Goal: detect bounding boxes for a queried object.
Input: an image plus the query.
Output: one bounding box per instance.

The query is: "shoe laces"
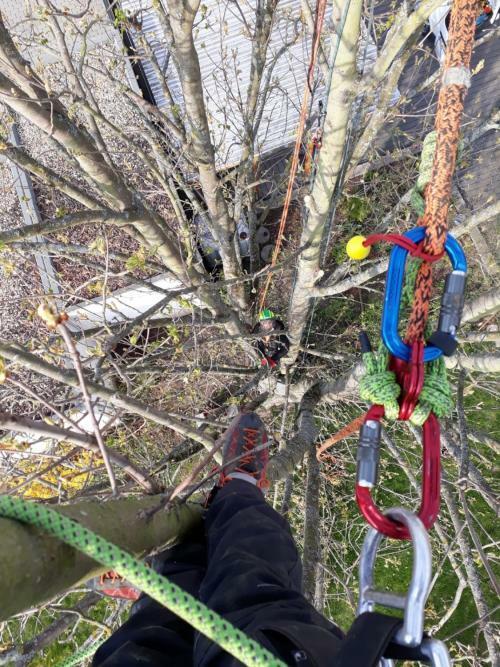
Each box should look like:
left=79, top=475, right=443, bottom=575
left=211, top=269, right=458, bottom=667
left=238, top=428, right=260, bottom=466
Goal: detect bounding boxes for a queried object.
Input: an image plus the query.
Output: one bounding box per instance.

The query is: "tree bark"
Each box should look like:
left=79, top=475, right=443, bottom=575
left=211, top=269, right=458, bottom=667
left=285, top=0, right=363, bottom=363
left=462, top=287, right=500, bottom=324
left=0, top=496, right=202, bottom=621
left=302, top=443, right=322, bottom=605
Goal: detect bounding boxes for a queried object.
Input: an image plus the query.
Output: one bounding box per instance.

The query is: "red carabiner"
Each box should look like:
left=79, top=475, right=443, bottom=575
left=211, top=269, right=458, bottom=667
left=355, top=405, right=441, bottom=540
left=390, top=340, right=425, bottom=421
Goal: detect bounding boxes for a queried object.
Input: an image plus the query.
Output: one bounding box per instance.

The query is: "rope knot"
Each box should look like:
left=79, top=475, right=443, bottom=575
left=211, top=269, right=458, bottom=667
left=363, top=233, right=444, bottom=263
left=360, top=347, right=400, bottom=421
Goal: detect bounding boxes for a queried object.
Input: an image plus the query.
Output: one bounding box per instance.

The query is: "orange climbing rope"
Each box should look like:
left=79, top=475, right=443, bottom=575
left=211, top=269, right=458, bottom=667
left=406, top=0, right=477, bottom=342
left=316, top=414, right=365, bottom=460
left=317, top=0, right=478, bottom=459
left=258, top=0, right=327, bottom=312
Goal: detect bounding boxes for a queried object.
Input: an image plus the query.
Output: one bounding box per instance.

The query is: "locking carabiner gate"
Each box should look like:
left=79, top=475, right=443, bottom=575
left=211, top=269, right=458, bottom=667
left=355, top=405, right=440, bottom=540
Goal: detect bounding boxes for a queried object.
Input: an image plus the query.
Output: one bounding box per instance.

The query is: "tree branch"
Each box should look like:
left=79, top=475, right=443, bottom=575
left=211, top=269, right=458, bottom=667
left=0, top=341, right=217, bottom=453
left=313, top=201, right=500, bottom=297
left=0, top=495, right=202, bottom=620
left=462, top=287, right=500, bottom=324
left=441, top=479, right=498, bottom=665
left=302, top=442, right=322, bottom=606
left=155, top=0, right=248, bottom=311
left=0, top=412, right=156, bottom=493
left=445, top=353, right=500, bottom=373
left=0, top=591, right=101, bottom=666
left=0, top=209, right=138, bottom=245
left=285, top=0, right=363, bottom=363
left=0, top=139, right=102, bottom=209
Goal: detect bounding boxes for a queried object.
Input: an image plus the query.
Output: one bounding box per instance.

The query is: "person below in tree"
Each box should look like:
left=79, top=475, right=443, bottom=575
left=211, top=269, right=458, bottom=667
left=253, top=309, right=290, bottom=368
left=92, top=412, right=343, bottom=667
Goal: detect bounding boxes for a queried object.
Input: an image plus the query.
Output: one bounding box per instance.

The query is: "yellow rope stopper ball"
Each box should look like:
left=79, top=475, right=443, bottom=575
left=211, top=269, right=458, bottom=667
left=346, top=235, right=370, bottom=260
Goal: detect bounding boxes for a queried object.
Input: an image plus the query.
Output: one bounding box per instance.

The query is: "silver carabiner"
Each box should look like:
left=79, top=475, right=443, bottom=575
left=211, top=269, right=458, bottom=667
left=420, top=638, right=452, bottom=666
left=358, top=507, right=431, bottom=647
left=380, top=639, right=451, bottom=667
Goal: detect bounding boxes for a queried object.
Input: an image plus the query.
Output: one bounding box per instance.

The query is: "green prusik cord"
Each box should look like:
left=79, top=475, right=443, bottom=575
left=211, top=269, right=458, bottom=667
left=411, top=131, right=437, bottom=217
left=59, top=638, right=106, bottom=667
left=359, top=344, right=452, bottom=425
left=0, top=495, right=286, bottom=667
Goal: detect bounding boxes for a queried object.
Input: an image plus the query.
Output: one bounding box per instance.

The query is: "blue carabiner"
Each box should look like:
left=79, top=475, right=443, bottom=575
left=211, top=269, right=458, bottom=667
left=381, top=227, right=467, bottom=362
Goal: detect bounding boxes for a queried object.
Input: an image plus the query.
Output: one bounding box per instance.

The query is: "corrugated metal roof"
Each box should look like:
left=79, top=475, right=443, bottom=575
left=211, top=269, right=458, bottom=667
left=120, top=0, right=328, bottom=168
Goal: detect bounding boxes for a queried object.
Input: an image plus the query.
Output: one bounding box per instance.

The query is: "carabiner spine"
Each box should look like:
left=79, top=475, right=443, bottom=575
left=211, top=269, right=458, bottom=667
left=355, top=412, right=441, bottom=540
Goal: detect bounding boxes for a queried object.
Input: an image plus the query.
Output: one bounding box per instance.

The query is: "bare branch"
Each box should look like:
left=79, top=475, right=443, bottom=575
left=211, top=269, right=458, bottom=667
left=462, top=287, right=500, bottom=324
left=442, top=479, right=498, bottom=665
left=0, top=592, right=101, bottom=666
left=56, top=321, right=117, bottom=494
left=0, top=341, right=217, bottom=453
left=313, top=201, right=500, bottom=298
left=0, top=209, right=138, bottom=245
left=0, top=140, right=102, bottom=209
left=155, top=0, right=248, bottom=310
left=302, top=442, right=322, bottom=606
left=0, top=412, right=156, bottom=493
left=445, top=353, right=500, bottom=373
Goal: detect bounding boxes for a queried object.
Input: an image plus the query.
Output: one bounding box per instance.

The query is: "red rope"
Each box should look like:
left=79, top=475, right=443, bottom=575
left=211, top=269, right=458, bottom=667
left=363, top=233, right=445, bottom=263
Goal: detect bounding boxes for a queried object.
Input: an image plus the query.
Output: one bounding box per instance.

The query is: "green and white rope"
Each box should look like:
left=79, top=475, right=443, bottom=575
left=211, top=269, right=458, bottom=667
left=411, top=131, right=437, bottom=217
left=0, top=495, right=285, bottom=667
left=359, top=344, right=452, bottom=426
left=60, top=638, right=105, bottom=667
left=359, top=345, right=400, bottom=421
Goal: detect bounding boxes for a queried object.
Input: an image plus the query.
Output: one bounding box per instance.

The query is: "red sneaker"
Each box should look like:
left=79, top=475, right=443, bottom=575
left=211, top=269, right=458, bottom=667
left=90, top=571, right=140, bottom=601
left=219, top=412, right=270, bottom=489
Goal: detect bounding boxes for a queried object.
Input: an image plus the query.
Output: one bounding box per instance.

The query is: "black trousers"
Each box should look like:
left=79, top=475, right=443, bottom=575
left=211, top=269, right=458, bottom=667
left=92, top=480, right=343, bottom=666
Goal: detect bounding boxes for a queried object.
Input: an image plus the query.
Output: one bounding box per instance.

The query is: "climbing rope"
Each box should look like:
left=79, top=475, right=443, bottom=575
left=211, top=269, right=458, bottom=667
left=359, top=344, right=453, bottom=426
left=406, top=0, right=477, bottom=343
left=258, top=0, right=327, bottom=312
left=327, top=0, right=477, bottom=539
left=60, top=640, right=105, bottom=667
left=0, top=495, right=285, bottom=667
left=316, top=414, right=365, bottom=460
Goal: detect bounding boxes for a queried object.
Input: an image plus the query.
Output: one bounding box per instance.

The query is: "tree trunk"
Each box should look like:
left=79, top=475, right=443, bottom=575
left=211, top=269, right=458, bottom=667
left=302, top=443, right=322, bottom=605
left=0, top=495, right=202, bottom=620
left=285, top=0, right=363, bottom=363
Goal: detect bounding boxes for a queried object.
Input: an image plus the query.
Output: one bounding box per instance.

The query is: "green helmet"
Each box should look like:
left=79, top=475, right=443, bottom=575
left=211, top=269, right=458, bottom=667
left=259, top=308, right=276, bottom=321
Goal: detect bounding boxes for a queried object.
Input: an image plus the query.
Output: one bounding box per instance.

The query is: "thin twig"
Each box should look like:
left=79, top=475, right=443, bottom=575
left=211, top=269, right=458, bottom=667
left=57, top=322, right=117, bottom=494
left=7, top=375, right=87, bottom=434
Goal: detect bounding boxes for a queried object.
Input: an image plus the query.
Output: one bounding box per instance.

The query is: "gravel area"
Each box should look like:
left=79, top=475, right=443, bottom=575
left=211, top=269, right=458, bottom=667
left=0, top=161, right=44, bottom=343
